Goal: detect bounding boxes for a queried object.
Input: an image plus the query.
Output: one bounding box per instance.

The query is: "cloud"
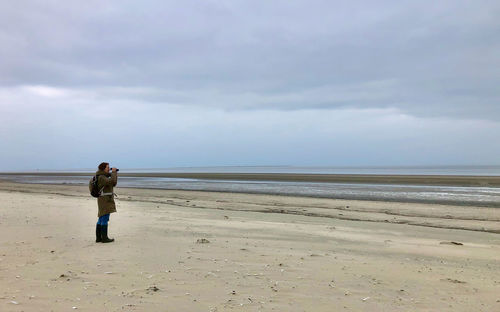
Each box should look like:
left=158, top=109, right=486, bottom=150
left=1, top=86, right=499, bottom=170
left=23, top=85, right=69, bottom=98
left=0, top=1, right=499, bottom=169
left=0, top=1, right=498, bottom=119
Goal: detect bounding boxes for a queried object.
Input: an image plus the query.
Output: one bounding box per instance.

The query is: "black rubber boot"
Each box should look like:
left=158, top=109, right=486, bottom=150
left=101, top=225, right=114, bottom=243
left=96, top=224, right=102, bottom=243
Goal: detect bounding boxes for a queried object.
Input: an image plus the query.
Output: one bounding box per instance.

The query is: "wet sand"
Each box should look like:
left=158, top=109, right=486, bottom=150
left=2, top=171, right=500, bottom=186
left=0, top=181, right=499, bottom=311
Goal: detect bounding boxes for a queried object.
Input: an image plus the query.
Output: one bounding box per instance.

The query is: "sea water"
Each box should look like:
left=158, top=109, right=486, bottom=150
left=1, top=166, right=499, bottom=207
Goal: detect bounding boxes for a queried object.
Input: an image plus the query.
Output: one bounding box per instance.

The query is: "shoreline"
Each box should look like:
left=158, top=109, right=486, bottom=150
left=2, top=176, right=500, bottom=208
left=1, top=172, right=500, bottom=186
left=2, top=178, right=500, bottom=209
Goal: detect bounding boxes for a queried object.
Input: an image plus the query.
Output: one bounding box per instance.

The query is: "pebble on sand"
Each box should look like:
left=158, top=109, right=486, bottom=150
left=442, top=278, right=466, bottom=284
left=146, top=286, right=160, bottom=293
left=439, top=241, right=464, bottom=246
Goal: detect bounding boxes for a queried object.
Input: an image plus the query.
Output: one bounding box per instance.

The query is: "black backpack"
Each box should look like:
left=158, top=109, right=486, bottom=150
left=89, top=174, right=103, bottom=198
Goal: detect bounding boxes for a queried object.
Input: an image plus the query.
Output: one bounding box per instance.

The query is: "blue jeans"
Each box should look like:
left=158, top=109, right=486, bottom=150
left=97, top=214, right=110, bottom=226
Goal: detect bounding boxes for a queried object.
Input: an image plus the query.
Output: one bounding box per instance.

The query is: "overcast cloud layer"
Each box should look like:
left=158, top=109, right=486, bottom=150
left=0, top=0, right=499, bottom=170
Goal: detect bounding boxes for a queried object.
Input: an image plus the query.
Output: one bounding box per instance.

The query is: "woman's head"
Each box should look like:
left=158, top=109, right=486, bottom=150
left=98, top=162, right=110, bottom=173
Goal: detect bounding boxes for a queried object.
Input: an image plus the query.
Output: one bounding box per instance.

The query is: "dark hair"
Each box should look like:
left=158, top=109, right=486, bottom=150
left=98, top=162, right=109, bottom=171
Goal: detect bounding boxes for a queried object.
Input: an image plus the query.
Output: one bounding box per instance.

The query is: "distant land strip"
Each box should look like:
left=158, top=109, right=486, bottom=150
left=1, top=172, right=500, bottom=187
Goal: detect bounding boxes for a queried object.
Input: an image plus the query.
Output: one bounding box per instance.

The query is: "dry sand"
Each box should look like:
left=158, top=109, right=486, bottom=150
left=0, top=180, right=499, bottom=311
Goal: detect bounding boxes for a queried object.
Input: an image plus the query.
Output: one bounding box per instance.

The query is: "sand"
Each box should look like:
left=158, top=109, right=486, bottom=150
left=2, top=172, right=500, bottom=186
left=0, top=180, right=499, bottom=311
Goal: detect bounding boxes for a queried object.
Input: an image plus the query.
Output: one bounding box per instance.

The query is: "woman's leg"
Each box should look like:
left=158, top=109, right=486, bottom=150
left=100, top=214, right=114, bottom=243
left=95, top=217, right=103, bottom=242
left=96, top=214, right=111, bottom=242
left=98, top=214, right=110, bottom=226
left=103, top=214, right=110, bottom=225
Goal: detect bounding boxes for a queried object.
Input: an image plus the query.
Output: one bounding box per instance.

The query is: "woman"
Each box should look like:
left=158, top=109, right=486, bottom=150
left=95, top=162, right=118, bottom=243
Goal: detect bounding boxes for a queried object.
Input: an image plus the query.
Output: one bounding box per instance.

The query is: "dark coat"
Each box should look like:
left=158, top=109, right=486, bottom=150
left=96, top=170, right=118, bottom=217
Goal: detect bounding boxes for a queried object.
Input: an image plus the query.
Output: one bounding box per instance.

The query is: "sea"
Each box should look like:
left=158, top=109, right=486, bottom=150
left=1, top=166, right=500, bottom=207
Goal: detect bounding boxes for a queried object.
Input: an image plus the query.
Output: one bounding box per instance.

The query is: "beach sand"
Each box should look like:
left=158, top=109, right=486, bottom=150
left=0, top=181, right=499, bottom=311
left=2, top=172, right=500, bottom=186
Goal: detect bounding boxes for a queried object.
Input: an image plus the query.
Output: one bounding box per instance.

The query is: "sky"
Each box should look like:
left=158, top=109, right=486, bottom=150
left=1, top=0, right=499, bottom=171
